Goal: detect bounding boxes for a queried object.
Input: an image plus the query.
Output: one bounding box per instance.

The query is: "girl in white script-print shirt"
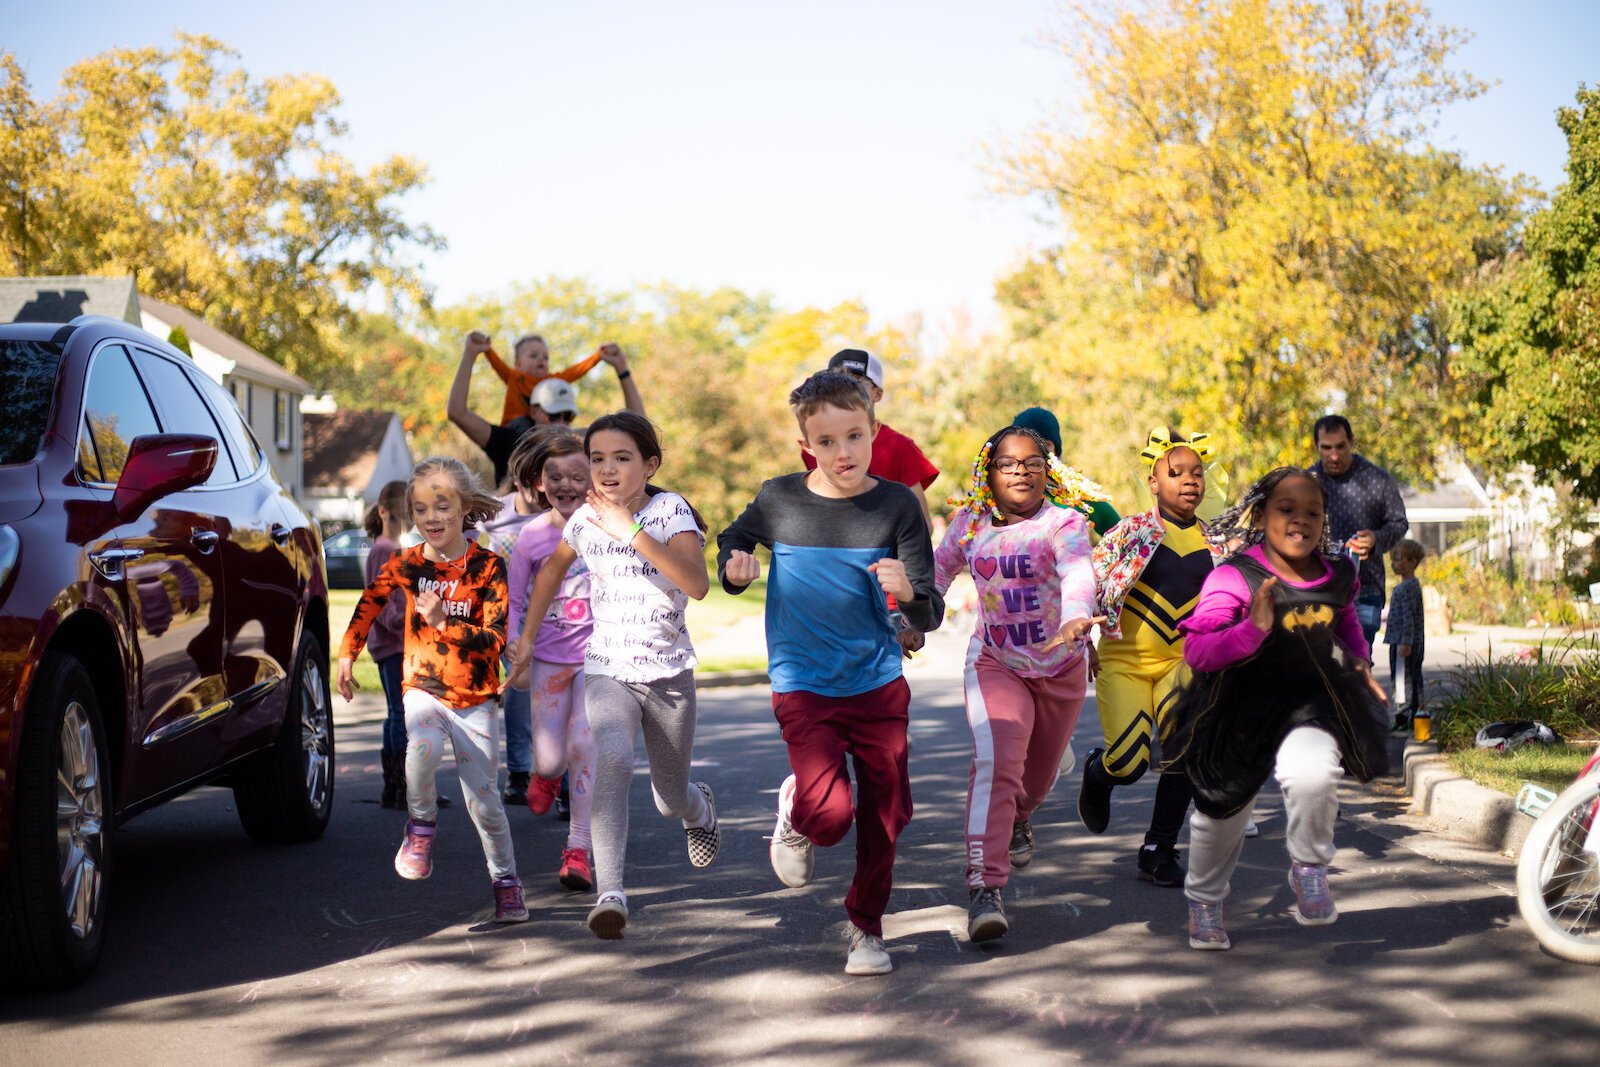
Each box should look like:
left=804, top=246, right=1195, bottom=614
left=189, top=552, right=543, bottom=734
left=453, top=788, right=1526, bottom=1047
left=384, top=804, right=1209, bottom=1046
left=506, top=412, right=720, bottom=941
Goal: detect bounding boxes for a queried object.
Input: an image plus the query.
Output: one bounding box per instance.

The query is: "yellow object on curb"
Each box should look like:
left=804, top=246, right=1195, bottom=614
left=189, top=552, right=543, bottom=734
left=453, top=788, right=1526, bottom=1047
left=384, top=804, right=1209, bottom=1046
left=1412, top=709, right=1432, bottom=742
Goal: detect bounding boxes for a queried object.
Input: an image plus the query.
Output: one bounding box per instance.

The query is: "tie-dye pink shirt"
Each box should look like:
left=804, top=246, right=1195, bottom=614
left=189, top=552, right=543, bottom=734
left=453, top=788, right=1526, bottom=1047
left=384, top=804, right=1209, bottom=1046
left=934, top=502, right=1097, bottom=678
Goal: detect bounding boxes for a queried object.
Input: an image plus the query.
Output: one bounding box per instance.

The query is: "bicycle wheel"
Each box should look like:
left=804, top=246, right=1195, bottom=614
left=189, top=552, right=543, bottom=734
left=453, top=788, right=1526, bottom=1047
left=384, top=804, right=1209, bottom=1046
left=1516, top=773, right=1600, bottom=964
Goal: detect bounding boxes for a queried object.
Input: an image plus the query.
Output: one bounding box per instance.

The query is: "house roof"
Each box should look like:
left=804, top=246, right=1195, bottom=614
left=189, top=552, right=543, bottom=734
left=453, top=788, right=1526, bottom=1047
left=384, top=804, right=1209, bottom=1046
left=0, top=274, right=140, bottom=325
left=303, top=409, right=399, bottom=492
left=139, top=295, right=311, bottom=393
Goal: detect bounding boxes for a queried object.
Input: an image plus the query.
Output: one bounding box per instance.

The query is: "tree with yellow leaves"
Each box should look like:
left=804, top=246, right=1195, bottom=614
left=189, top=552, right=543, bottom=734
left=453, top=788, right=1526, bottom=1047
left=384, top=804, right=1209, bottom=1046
left=0, top=35, right=440, bottom=386
left=993, top=0, right=1530, bottom=496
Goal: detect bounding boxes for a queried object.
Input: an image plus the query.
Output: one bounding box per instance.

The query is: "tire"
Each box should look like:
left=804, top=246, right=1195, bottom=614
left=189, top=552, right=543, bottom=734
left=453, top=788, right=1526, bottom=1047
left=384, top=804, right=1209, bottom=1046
left=233, top=633, right=335, bottom=844
left=2, top=653, right=112, bottom=989
left=1516, top=772, right=1600, bottom=965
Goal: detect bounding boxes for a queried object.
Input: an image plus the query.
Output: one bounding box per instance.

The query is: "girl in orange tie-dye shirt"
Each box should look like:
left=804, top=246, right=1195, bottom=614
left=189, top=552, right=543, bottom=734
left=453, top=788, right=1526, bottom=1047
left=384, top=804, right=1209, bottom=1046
left=338, top=457, right=528, bottom=923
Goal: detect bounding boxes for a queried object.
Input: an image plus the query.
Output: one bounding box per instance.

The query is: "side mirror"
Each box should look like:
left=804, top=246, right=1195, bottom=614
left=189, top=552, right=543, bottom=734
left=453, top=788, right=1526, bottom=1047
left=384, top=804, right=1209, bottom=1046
left=113, top=434, right=218, bottom=522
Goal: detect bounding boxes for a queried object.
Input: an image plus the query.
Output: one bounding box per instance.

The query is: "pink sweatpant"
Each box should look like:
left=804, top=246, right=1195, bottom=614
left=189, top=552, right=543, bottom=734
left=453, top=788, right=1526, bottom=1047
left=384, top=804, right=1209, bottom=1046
left=963, top=637, right=1088, bottom=888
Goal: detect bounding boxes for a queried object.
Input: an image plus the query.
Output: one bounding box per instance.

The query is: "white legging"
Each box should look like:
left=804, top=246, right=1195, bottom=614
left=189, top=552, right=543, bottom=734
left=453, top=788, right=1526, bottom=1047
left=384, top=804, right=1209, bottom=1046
left=1184, top=725, right=1342, bottom=905
left=404, top=689, right=517, bottom=881
left=529, top=659, right=596, bottom=852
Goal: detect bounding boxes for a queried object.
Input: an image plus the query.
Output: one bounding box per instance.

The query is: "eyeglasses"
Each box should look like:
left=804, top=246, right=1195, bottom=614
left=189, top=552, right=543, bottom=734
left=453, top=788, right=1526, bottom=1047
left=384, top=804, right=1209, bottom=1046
left=994, top=457, right=1047, bottom=474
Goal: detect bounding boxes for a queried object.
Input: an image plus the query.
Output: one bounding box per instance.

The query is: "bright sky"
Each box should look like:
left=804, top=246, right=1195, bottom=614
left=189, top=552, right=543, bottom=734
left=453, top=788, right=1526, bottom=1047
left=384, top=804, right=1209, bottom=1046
left=9, top=1, right=1598, bottom=343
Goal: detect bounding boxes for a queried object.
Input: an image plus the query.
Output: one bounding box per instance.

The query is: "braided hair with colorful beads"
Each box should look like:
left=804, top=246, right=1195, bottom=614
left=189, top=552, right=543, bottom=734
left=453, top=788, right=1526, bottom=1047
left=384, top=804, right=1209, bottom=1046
left=1202, top=466, right=1339, bottom=559
left=946, top=425, right=1112, bottom=544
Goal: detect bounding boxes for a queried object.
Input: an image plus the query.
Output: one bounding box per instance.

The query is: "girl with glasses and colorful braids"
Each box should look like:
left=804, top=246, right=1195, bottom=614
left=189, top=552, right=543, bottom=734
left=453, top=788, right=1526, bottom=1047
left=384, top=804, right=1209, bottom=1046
left=931, top=425, right=1105, bottom=943
left=1164, top=467, right=1389, bottom=950
left=1080, top=428, right=1224, bottom=889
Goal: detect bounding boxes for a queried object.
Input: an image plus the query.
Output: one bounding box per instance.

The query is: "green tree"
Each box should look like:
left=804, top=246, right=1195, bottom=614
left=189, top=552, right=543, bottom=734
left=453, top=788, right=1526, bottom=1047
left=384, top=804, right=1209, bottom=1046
left=992, top=0, right=1529, bottom=494
left=1454, top=86, right=1600, bottom=500
left=0, top=35, right=440, bottom=386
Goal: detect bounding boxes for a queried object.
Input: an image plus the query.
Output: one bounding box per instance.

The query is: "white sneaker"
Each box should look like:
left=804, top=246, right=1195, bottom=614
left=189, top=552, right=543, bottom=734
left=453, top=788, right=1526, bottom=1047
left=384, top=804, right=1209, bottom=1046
left=845, top=926, right=893, bottom=975
left=586, top=892, right=628, bottom=940
left=1243, top=819, right=1260, bottom=838
left=770, top=774, right=814, bottom=888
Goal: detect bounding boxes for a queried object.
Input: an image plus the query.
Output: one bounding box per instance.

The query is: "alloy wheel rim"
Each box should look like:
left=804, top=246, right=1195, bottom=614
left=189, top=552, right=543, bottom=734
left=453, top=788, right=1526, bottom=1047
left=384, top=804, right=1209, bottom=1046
left=300, top=660, right=331, bottom=812
left=56, top=700, right=105, bottom=939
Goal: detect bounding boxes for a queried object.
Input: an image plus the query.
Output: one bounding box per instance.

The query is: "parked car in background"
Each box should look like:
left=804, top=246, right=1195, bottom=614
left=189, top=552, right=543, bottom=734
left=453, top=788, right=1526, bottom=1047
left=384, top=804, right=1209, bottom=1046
left=0, top=316, right=333, bottom=990
left=322, top=528, right=373, bottom=589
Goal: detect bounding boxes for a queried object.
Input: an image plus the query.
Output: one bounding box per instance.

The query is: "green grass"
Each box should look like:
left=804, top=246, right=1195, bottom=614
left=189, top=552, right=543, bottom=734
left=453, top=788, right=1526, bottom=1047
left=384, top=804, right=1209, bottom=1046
left=695, top=654, right=769, bottom=674
left=1447, top=744, right=1595, bottom=796
left=328, top=588, right=382, bottom=693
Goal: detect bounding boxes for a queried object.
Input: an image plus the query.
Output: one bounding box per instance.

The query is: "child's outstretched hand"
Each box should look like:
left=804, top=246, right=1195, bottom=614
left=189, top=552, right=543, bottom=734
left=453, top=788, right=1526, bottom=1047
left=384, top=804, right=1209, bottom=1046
left=598, top=342, right=628, bottom=369
left=1250, top=576, right=1280, bottom=633
left=416, top=590, right=446, bottom=629
left=725, top=549, right=762, bottom=587
left=1042, top=615, right=1107, bottom=654
left=897, top=629, right=925, bottom=658
left=1087, top=643, right=1102, bottom=681
left=464, top=330, right=491, bottom=358
left=336, top=657, right=358, bottom=702
left=867, top=558, right=913, bottom=602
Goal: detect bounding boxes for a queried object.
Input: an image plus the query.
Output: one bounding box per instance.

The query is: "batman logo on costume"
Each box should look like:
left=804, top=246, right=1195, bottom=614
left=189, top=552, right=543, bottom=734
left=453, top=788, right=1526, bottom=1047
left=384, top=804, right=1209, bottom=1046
left=1282, top=604, right=1335, bottom=632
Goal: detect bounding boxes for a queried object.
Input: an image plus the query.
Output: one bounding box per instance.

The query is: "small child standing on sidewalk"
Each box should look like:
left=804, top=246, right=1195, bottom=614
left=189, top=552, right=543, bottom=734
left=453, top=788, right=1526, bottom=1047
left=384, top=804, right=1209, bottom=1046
left=337, top=457, right=528, bottom=923
left=1384, top=539, right=1426, bottom=731
left=719, top=370, right=943, bottom=976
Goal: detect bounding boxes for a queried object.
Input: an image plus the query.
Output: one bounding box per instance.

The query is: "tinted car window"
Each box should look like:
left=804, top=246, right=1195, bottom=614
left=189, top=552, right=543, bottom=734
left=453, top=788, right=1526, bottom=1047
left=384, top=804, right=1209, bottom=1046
left=0, top=340, right=63, bottom=466
left=193, top=374, right=262, bottom=477
left=79, top=345, right=161, bottom=484
left=130, top=349, right=237, bottom=485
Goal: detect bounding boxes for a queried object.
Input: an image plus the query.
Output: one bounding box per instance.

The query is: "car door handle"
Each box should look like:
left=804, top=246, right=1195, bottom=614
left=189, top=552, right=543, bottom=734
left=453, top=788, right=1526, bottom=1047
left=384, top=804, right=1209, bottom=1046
left=191, top=529, right=220, bottom=553
left=270, top=523, right=292, bottom=546
left=88, top=547, right=145, bottom=582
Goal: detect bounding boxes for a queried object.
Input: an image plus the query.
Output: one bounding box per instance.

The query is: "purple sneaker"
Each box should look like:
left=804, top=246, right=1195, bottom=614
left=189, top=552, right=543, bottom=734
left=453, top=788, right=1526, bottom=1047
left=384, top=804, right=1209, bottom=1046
left=394, top=819, right=436, bottom=880
left=492, top=875, right=529, bottom=923
left=1187, top=900, right=1231, bottom=950
left=1288, top=862, right=1338, bottom=926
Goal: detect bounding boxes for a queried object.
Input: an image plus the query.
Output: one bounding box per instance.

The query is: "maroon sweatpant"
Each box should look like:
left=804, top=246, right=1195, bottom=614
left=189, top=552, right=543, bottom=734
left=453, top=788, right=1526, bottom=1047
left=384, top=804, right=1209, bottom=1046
left=772, top=677, right=912, bottom=937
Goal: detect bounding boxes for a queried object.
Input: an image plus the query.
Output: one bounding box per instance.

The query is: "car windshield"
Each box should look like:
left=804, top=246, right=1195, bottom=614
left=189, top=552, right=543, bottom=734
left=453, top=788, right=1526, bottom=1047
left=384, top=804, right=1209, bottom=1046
left=0, top=340, right=63, bottom=466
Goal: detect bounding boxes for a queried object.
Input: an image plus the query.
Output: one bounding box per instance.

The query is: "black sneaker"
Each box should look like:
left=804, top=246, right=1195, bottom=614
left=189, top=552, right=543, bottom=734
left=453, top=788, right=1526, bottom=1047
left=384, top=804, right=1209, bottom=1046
left=1136, top=845, right=1185, bottom=887
left=501, top=771, right=530, bottom=805
left=967, top=886, right=1008, bottom=942
left=1391, top=714, right=1411, bottom=733
left=1009, top=819, right=1035, bottom=869
left=555, top=777, right=571, bottom=821
left=1077, top=748, right=1113, bottom=834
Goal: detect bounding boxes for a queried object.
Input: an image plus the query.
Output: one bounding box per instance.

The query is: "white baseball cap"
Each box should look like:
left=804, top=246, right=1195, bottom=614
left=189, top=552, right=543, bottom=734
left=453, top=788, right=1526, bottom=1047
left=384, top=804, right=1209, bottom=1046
left=827, top=348, right=884, bottom=389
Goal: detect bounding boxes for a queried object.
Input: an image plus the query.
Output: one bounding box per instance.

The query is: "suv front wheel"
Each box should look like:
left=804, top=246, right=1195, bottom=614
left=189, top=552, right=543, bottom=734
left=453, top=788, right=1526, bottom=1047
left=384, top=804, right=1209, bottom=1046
left=233, top=633, right=335, bottom=843
left=2, top=653, right=111, bottom=989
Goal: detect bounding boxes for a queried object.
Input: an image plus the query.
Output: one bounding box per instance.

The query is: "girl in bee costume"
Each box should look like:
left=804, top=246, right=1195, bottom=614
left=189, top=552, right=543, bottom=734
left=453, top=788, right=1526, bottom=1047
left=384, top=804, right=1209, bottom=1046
left=1165, top=467, right=1388, bottom=950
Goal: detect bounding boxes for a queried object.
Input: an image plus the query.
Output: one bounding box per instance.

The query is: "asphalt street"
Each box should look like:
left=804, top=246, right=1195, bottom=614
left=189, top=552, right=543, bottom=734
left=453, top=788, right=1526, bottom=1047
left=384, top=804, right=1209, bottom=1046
left=1, top=635, right=1596, bottom=1065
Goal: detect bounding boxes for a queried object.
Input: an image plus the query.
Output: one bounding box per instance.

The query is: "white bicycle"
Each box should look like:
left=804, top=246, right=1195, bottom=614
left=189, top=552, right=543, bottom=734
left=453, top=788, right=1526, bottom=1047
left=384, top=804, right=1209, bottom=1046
left=1516, top=741, right=1600, bottom=964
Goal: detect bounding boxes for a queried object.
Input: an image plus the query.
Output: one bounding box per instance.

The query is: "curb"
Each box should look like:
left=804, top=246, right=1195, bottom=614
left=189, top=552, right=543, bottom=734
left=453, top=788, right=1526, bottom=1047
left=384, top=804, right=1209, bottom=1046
left=1397, top=739, right=1531, bottom=856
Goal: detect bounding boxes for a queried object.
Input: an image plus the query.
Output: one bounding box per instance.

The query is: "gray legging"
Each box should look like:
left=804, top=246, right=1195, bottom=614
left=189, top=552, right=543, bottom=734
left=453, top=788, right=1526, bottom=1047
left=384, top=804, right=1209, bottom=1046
left=586, top=669, right=711, bottom=900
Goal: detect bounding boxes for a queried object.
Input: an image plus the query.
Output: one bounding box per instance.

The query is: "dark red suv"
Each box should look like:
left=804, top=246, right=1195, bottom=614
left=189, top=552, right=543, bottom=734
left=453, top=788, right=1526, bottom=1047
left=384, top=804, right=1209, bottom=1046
left=0, top=316, right=333, bottom=989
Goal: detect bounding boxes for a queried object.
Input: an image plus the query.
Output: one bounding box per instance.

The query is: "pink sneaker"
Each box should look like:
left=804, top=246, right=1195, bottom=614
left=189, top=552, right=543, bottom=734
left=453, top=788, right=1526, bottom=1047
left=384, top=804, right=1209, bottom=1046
left=1288, top=862, right=1338, bottom=926
left=558, top=848, right=593, bottom=891
left=493, top=875, right=529, bottom=923
left=526, top=774, right=562, bottom=816
left=394, top=819, right=436, bottom=880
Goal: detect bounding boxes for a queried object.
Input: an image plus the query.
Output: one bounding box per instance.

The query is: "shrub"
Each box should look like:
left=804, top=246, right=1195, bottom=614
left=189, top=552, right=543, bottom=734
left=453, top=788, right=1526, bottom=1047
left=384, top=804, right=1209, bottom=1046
left=1418, top=554, right=1585, bottom=626
left=1432, top=638, right=1600, bottom=751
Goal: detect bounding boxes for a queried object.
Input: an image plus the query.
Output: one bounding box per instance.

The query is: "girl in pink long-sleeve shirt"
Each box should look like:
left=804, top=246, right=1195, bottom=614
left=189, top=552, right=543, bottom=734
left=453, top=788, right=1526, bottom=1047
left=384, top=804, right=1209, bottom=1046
left=1165, top=467, right=1389, bottom=951
left=932, top=426, right=1104, bottom=944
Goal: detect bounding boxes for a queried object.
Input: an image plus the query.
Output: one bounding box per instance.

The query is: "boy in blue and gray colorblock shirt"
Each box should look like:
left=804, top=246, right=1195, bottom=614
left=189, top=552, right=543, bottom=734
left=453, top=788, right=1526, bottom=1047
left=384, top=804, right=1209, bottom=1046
left=1384, top=539, right=1426, bottom=730
left=717, top=370, right=942, bottom=976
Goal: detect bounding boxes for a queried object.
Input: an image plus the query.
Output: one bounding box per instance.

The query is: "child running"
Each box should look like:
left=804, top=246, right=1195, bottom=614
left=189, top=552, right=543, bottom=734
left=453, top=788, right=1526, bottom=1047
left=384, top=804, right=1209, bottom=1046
left=507, top=428, right=598, bottom=890
left=718, top=370, right=942, bottom=976
left=932, top=426, right=1101, bottom=942
left=1080, top=428, right=1222, bottom=887
left=362, top=479, right=410, bottom=809
left=1165, top=467, right=1389, bottom=950
left=337, top=457, right=528, bottom=923
left=507, top=412, right=718, bottom=940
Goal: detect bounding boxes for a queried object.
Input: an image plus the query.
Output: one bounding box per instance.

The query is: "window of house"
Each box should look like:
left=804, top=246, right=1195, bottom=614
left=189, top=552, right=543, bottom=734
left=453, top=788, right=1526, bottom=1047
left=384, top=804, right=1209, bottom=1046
left=274, top=391, right=290, bottom=451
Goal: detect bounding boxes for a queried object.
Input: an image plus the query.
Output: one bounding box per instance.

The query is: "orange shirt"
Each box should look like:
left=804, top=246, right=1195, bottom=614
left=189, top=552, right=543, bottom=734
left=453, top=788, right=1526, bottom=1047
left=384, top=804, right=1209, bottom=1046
left=340, top=542, right=508, bottom=708
left=486, top=347, right=605, bottom=425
